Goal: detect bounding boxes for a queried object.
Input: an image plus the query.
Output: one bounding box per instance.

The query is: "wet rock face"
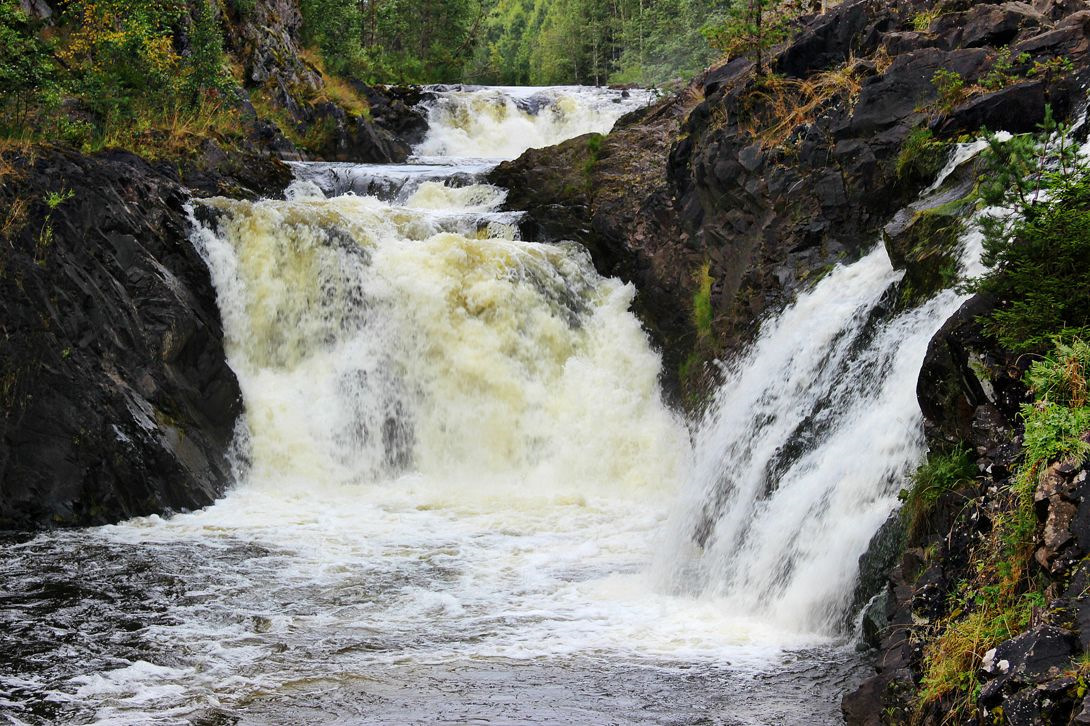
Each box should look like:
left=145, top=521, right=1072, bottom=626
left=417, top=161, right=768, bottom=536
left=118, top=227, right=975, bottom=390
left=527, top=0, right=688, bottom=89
left=490, top=0, right=1090, bottom=402
left=846, top=292, right=1090, bottom=723
left=0, top=148, right=242, bottom=529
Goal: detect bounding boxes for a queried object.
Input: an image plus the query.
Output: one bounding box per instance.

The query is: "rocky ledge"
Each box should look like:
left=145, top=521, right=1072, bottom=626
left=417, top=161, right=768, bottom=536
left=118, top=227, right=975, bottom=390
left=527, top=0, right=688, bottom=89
left=0, top=147, right=284, bottom=529
left=844, top=293, right=1090, bottom=724
left=491, top=0, right=1090, bottom=402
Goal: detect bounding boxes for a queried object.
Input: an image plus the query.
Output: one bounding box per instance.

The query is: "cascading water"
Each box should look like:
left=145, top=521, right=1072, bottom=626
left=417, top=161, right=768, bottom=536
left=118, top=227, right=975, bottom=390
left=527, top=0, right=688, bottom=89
left=657, top=141, right=990, bottom=635
left=0, top=86, right=984, bottom=725
left=414, top=85, right=656, bottom=160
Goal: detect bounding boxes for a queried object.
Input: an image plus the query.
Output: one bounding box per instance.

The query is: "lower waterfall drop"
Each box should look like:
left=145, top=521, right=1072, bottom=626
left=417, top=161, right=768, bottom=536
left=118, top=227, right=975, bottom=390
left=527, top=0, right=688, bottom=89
left=658, top=144, right=989, bottom=635
left=191, top=184, right=686, bottom=506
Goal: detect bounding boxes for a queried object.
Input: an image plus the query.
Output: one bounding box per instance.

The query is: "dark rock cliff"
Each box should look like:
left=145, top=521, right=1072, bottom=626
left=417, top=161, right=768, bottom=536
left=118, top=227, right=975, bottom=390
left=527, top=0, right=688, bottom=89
left=0, top=1, right=431, bottom=530
left=490, top=0, right=1090, bottom=401
left=0, top=147, right=252, bottom=529
left=842, top=292, right=1090, bottom=724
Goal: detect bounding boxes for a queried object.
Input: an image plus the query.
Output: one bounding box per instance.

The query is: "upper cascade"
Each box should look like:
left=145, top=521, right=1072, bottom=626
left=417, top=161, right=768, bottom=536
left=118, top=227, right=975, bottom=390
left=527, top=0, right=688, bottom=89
left=413, top=86, right=655, bottom=161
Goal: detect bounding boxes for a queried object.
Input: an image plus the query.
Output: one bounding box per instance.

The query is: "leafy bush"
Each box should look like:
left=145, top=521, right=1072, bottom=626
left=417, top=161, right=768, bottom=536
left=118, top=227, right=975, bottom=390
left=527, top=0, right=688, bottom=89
left=1019, top=338, right=1090, bottom=485
left=1, top=0, right=236, bottom=152
left=706, top=0, right=791, bottom=76
left=185, top=0, right=234, bottom=104
left=899, top=446, right=976, bottom=539
left=931, top=69, right=966, bottom=113
left=912, top=8, right=939, bottom=32
left=0, top=1, right=57, bottom=131
left=971, top=109, right=1090, bottom=352
left=896, top=127, right=946, bottom=183
left=1024, top=338, right=1089, bottom=408
left=979, top=47, right=1030, bottom=92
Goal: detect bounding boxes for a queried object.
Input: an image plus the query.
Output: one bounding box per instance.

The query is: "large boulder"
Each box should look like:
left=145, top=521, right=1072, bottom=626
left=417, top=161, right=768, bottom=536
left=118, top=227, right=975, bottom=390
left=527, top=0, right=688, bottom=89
left=978, top=626, right=1079, bottom=706
left=0, top=147, right=243, bottom=529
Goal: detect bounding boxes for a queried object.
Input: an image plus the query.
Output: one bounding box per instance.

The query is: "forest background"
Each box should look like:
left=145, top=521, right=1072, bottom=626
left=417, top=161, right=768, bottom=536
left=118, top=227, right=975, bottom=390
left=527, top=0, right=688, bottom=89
left=301, top=0, right=737, bottom=86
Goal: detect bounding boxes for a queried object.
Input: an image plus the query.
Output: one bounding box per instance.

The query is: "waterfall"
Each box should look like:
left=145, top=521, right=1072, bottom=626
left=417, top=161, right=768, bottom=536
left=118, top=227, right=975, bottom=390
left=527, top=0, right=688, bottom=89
left=656, top=145, right=987, bottom=634
left=190, top=186, right=685, bottom=501
left=413, top=85, right=655, bottom=160
left=3, top=84, right=976, bottom=723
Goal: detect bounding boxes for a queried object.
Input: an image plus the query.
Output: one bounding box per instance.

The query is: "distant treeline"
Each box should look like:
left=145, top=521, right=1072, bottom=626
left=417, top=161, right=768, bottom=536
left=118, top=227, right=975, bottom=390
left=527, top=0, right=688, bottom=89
left=0, top=0, right=806, bottom=154
left=302, top=0, right=736, bottom=86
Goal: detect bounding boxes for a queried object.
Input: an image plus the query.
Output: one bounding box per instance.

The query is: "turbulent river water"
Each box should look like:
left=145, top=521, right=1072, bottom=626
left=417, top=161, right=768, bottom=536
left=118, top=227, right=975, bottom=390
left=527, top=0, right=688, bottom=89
left=0, top=86, right=985, bottom=725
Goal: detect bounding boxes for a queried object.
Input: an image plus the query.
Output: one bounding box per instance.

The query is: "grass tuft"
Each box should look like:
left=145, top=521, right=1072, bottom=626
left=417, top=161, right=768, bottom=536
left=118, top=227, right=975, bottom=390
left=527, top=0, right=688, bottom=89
left=692, top=262, right=714, bottom=339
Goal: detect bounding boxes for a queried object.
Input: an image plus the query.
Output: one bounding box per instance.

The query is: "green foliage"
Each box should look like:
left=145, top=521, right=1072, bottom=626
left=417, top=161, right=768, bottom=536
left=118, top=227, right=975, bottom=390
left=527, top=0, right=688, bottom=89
left=613, top=0, right=728, bottom=85
left=185, top=0, right=234, bottom=103
left=0, top=1, right=57, bottom=132
left=692, top=262, right=714, bottom=339
left=582, top=133, right=604, bottom=179
left=912, top=8, right=938, bottom=32
left=970, top=108, right=1090, bottom=352
left=896, top=127, right=946, bottom=182
left=1021, top=403, right=1090, bottom=477
left=464, top=0, right=731, bottom=87
left=45, top=188, right=75, bottom=210
left=979, top=47, right=1031, bottom=92
left=899, top=446, right=976, bottom=540
left=1024, top=338, right=1090, bottom=408
left=1, top=0, right=236, bottom=151
left=705, top=0, right=791, bottom=75
left=931, top=68, right=966, bottom=113
left=1028, top=55, right=1075, bottom=80
left=300, top=0, right=487, bottom=84
left=1019, top=339, right=1090, bottom=487
left=36, top=187, right=74, bottom=264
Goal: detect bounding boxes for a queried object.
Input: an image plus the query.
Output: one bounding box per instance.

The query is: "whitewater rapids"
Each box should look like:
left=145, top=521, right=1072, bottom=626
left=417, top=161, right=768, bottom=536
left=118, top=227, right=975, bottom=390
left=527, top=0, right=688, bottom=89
left=1, top=85, right=982, bottom=725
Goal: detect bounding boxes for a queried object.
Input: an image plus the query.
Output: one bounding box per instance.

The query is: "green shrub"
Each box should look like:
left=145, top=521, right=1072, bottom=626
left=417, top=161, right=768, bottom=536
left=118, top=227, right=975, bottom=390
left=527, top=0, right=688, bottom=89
left=1024, top=338, right=1089, bottom=407
left=0, top=0, right=239, bottom=152
left=900, top=446, right=976, bottom=539
left=185, top=0, right=233, bottom=104
left=979, top=48, right=1030, bottom=92
left=0, top=1, right=57, bottom=131
left=931, top=69, right=966, bottom=113
left=896, top=127, right=946, bottom=183
left=971, top=109, right=1090, bottom=352
left=1018, top=338, right=1090, bottom=489
left=912, top=8, right=939, bottom=31
left=583, top=133, right=604, bottom=180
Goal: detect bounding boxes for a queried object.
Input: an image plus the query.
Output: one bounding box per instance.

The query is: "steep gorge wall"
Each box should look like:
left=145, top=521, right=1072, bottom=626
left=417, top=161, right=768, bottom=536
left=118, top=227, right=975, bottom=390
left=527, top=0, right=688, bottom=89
left=0, top=0, right=427, bottom=528
left=491, top=0, right=1090, bottom=400
left=0, top=149, right=245, bottom=528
